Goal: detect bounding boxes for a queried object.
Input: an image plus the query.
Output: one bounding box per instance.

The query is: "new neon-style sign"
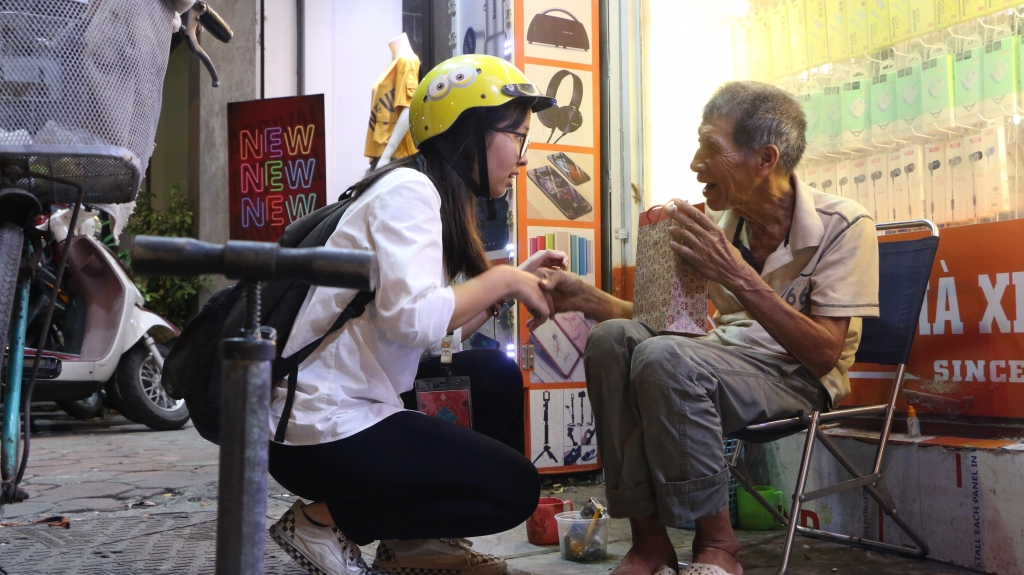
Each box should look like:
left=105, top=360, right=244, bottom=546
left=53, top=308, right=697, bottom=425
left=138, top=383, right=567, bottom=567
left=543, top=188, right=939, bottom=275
left=228, top=95, right=326, bottom=241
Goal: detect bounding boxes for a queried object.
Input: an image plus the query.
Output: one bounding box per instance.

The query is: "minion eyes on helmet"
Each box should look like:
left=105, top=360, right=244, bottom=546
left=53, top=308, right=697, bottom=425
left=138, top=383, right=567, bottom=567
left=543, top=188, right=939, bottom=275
left=448, top=66, right=478, bottom=87
left=427, top=76, right=451, bottom=101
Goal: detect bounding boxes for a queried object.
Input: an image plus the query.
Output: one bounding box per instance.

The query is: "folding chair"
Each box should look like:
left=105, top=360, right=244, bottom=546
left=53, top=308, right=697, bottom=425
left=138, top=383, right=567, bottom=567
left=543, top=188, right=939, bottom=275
left=726, top=220, right=937, bottom=575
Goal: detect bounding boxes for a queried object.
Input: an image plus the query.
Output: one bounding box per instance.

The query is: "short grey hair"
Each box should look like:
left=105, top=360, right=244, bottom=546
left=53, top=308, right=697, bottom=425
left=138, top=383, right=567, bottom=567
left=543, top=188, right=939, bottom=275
left=702, top=81, right=807, bottom=174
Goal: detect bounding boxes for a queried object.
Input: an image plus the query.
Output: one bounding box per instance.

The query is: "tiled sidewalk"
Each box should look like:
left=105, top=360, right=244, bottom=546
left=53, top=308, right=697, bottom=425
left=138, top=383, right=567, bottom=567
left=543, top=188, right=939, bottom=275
left=0, top=408, right=979, bottom=575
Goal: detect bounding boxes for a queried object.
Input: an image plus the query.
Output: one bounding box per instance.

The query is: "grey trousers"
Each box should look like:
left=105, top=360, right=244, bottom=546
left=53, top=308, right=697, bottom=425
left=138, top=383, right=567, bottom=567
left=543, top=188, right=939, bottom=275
left=583, top=319, right=831, bottom=528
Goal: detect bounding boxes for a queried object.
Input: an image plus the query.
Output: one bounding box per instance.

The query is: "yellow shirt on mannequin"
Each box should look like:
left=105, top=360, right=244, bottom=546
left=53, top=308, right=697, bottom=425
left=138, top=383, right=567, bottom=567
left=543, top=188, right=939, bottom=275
left=364, top=55, right=420, bottom=160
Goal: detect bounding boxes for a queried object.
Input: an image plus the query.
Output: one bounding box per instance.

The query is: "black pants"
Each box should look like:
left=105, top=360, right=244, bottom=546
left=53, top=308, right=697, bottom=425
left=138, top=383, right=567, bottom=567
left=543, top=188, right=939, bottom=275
left=401, top=348, right=525, bottom=454
left=268, top=350, right=537, bottom=545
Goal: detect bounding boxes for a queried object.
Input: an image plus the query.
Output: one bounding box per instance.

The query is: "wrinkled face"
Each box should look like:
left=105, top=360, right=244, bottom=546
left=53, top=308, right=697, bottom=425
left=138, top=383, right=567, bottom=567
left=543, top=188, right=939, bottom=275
left=485, top=114, right=531, bottom=198
left=690, top=116, right=759, bottom=212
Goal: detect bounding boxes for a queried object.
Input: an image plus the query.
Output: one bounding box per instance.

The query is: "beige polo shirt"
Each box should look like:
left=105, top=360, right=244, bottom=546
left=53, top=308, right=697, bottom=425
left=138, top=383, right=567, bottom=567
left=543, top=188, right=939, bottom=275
left=703, top=176, right=879, bottom=403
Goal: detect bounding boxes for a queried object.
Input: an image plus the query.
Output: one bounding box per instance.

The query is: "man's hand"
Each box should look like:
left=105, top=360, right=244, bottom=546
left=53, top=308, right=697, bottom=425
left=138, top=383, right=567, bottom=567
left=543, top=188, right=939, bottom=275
left=519, top=249, right=569, bottom=273
left=532, top=268, right=633, bottom=323
left=532, top=268, right=586, bottom=314
left=664, top=200, right=751, bottom=288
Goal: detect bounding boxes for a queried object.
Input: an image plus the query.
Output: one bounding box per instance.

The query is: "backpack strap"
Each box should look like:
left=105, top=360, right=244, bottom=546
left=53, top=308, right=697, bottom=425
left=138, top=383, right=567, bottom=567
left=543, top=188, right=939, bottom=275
left=273, top=291, right=376, bottom=443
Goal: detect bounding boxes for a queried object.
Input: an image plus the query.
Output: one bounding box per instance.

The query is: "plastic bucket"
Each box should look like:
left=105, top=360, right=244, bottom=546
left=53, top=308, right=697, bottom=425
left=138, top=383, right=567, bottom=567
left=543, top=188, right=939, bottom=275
left=555, top=511, right=608, bottom=562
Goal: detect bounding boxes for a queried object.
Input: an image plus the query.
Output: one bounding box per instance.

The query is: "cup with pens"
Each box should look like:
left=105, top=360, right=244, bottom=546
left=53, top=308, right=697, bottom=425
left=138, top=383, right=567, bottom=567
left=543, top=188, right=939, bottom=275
left=556, top=497, right=609, bottom=562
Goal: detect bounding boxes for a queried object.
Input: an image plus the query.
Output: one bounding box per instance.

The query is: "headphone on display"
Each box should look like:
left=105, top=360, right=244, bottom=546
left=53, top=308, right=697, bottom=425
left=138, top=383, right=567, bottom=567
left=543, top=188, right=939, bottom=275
left=537, top=69, right=583, bottom=144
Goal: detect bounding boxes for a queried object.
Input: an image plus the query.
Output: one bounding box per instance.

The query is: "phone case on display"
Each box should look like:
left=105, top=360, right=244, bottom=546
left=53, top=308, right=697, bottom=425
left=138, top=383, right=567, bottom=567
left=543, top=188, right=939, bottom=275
left=547, top=152, right=591, bottom=185
left=531, top=320, right=580, bottom=378
left=527, top=165, right=594, bottom=220
left=553, top=311, right=589, bottom=354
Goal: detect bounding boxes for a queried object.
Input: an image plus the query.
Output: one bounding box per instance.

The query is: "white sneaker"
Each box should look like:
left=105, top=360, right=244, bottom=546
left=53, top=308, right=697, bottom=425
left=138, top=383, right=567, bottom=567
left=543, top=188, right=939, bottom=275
left=372, top=538, right=506, bottom=575
left=270, top=500, right=382, bottom=575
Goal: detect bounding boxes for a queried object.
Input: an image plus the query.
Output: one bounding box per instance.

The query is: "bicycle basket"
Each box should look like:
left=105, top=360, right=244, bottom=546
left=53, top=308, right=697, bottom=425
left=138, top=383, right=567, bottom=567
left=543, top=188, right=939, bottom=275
left=0, top=0, right=174, bottom=204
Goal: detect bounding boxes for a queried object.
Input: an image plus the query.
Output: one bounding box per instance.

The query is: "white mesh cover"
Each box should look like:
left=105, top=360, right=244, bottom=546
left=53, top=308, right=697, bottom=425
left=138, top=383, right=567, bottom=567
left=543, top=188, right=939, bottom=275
left=0, top=0, right=174, bottom=204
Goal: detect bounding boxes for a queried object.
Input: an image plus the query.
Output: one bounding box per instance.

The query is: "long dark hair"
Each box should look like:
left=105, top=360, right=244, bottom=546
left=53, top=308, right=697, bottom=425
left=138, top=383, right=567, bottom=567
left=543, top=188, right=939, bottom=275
left=344, top=98, right=532, bottom=280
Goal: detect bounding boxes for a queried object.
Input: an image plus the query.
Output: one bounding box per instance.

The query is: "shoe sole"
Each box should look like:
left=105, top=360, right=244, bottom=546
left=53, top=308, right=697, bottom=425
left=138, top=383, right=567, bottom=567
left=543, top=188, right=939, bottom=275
left=372, top=559, right=506, bottom=575
left=269, top=523, right=334, bottom=575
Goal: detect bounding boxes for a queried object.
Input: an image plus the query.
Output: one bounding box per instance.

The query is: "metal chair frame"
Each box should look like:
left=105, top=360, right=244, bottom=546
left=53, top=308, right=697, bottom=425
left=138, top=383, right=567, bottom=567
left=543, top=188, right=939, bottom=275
left=727, top=220, right=937, bottom=575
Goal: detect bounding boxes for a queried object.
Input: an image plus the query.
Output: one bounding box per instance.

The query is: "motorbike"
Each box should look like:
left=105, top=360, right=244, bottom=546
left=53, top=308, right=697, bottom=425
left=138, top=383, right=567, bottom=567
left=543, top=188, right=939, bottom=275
left=12, top=206, right=188, bottom=430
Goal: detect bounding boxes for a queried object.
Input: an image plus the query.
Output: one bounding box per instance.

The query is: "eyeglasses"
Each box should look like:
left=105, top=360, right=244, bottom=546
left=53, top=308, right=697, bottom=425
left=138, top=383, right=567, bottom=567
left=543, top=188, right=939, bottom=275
left=490, top=128, right=530, bottom=159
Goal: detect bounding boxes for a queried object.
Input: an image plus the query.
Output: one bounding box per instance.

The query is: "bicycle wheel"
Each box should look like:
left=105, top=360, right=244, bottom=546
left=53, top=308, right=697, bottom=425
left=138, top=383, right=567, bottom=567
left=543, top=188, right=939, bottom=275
left=0, top=222, right=23, bottom=359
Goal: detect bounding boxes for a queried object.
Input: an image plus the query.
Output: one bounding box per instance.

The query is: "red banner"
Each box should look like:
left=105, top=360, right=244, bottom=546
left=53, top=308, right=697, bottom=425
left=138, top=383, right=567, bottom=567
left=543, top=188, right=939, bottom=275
left=846, top=219, right=1024, bottom=419
left=227, top=95, right=326, bottom=241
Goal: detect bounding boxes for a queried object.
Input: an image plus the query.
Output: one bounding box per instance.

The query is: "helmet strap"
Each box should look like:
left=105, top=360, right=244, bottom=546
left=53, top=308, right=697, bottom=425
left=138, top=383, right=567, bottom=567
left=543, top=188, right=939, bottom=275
left=430, top=118, right=498, bottom=221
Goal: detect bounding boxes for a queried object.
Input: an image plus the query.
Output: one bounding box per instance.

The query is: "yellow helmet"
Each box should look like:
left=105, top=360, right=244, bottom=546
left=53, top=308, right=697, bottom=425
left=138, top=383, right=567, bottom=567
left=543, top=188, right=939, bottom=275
left=410, top=55, right=554, bottom=148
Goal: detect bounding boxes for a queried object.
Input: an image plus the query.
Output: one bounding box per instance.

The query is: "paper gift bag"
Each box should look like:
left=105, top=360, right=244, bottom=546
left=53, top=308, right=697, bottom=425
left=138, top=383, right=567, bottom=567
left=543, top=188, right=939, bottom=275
left=632, top=205, right=708, bottom=335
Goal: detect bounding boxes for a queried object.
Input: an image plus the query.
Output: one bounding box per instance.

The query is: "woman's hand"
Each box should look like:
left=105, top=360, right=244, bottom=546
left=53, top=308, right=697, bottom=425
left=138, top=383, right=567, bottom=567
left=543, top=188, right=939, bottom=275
left=508, top=268, right=554, bottom=330
left=518, top=249, right=568, bottom=273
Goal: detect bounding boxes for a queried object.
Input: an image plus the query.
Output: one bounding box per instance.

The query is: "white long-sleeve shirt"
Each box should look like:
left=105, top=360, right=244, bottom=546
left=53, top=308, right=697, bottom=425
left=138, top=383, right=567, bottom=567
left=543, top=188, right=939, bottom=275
left=269, top=168, right=459, bottom=445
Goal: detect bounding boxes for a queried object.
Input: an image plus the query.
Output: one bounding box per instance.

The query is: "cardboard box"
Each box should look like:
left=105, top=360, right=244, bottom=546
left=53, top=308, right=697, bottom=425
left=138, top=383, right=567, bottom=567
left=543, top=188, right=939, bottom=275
left=979, top=124, right=1010, bottom=216
left=867, top=152, right=889, bottom=221
left=900, top=145, right=926, bottom=220
left=954, top=46, right=984, bottom=126
left=923, top=142, right=950, bottom=224
left=771, top=3, right=793, bottom=78
left=911, top=0, right=937, bottom=35
left=890, top=0, right=914, bottom=43
left=850, top=155, right=875, bottom=215
left=749, top=9, right=774, bottom=82
left=835, top=159, right=853, bottom=199
left=846, top=0, right=870, bottom=55
left=886, top=150, right=905, bottom=223
left=819, top=162, right=838, bottom=196
left=946, top=137, right=971, bottom=221
left=982, top=36, right=1019, bottom=120
left=842, top=78, right=872, bottom=146
left=921, top=52, right=956, bottom=134
left=867, top=0, right=890, bottom=50
left=826, top=0, right=851, bottom=60
left=804, top=163, right=821, bottom=189
left=934, top=0, right=960, bottom=28
left=789, top=0, right=809, bottom=73
left=896, top=63, right=924, bottom=137
left=805, top=0, right=830, bottom=67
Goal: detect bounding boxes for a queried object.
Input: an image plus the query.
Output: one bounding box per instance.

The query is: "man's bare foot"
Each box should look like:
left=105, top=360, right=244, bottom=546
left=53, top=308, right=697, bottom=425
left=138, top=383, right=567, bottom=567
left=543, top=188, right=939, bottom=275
left=610, top=514, right=678, bottom=575
left=691, top=509, right=742, bottom=575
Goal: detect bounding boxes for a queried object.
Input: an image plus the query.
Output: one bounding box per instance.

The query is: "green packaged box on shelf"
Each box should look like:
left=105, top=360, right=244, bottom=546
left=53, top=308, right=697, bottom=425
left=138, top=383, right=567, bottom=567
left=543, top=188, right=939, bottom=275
left=896, top=64, right=923, bottom=136
left=954, top=46, right=984, bottom=125
left=921, top=53, right=955, bottom=134
left=982, top=36, right=1018, bottom=119
left=871, top=70, right=898, bottom=140
left=799, top=90, right=823, bottom=153
left=842, top=78, right=871, bottom=145
left=820, top=85, right=843, bottom=148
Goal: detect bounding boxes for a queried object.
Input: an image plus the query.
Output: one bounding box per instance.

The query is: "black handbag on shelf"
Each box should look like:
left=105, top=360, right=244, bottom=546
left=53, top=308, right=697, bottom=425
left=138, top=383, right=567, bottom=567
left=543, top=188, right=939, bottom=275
left=527, top=9, right=590, bottom=51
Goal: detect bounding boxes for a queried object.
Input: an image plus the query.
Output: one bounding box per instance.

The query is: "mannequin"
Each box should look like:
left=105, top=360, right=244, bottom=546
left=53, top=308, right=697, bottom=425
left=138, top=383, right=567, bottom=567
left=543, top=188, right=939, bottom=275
left=366, top=33, right=420, bottom=168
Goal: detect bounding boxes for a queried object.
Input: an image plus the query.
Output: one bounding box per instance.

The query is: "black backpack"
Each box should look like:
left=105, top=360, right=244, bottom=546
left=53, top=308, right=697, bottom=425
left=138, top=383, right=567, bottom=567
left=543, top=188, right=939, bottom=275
left=162, top=192, right=374, bottom=445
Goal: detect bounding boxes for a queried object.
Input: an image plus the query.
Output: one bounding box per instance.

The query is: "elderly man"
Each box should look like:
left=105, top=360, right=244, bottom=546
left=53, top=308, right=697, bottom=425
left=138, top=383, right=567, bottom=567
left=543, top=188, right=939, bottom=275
left=536, top=81, right=879, bottom=575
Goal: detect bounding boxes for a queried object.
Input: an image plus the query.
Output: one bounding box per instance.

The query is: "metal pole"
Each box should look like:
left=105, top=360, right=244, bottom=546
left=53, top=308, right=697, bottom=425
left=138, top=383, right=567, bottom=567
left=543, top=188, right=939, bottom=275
left=215, top=336, right=275, bottom=575
left=296, top=0, right=305, bottom=96
left=2, top=281, right=29, bottom=480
